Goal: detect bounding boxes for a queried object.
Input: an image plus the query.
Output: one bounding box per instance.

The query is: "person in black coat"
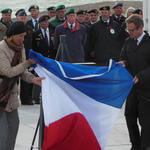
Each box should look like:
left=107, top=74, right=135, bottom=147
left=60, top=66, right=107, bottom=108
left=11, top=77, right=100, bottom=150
left=87, top=6, right=123, bottom=65
left=32, top=15, right=55, bottom=58
left=16, top=10, right=34, bottom=105
left=32, top=15, right=55, bottom=104
left=119, top=14, right=150, bottom=150
left=111, top=2, right=126, bottom=28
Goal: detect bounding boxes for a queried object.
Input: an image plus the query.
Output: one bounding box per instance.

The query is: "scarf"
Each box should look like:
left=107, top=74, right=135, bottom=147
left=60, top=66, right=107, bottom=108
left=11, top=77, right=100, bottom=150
left=0, top=37, right=23, bottom=111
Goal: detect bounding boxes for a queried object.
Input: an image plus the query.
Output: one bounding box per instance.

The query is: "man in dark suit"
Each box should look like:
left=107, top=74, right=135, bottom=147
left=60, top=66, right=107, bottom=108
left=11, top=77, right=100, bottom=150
left=32, top=15, right=55, bottom=104
left=119, top=14, right=150, bottom=150
left=26, top=5, right=40, bottom=32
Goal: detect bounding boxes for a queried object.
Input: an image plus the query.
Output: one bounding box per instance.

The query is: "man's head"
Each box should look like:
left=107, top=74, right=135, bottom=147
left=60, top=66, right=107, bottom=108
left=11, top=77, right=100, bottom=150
left=1, top=8, right=12, bottom=23
left=6, top=21, right=26, bottom=45
left=47, top=6, right=56, bottom=18
left=16, top=11, right=28, bottom=25
left=38, top=15, right=50, bottom=30
left=65, top=8, right=76, bottom=25
left=126, top=14, right=144, bottom=39
left=55, top=5, right=65, bottom=19
left=99, top=6, right=110, bottom=21
left=112, top=2, right=123, bottom=17
left=88, top=9, right=99, bottom=23
left=15, top=8, right=25, bottom=20
left=76, top=10, right=86, bottom=23
left=28, top=5, right=39, bottom=19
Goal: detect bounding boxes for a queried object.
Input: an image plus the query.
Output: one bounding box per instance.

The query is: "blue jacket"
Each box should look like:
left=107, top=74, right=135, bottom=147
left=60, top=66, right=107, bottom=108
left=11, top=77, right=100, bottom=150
left=54, top=21, right=87, bottom=63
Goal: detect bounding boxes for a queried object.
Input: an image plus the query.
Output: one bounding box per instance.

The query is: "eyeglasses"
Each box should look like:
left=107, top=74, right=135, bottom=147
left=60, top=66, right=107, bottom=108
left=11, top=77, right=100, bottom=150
left=127, top=28, right=137, bottom=33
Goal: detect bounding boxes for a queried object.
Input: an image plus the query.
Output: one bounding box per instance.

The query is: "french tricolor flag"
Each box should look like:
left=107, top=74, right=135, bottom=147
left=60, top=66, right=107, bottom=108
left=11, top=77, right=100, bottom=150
left=29, top=50, right=134, bottom=150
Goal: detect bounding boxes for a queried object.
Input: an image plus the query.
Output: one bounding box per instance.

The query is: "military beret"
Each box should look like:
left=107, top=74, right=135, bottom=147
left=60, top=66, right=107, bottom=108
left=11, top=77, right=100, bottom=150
left=18, top=11, right=27, bottom=17
left=6, top=21, right=26, bottom=37
left=99, top=6, right=110, bottom=11
left=38, top=15, right=50, bottom=23
left=47, top=6, right=55, bottom=11
left=76, top=10, right=86, bottom=15
left=88, top=9, right=98, bottom=14
left=55, top=5, right=65, bottom=11
left=132, top=9, right=143, bottom=15
left=65, top=8, right=75, bottom=15
left=15, top=8, right=25, bottom=16
left=1, top=8, right=12, bottom=14
left=28, top=5, right=39, bottom=12
left=112, top=2, right=123, bottom=9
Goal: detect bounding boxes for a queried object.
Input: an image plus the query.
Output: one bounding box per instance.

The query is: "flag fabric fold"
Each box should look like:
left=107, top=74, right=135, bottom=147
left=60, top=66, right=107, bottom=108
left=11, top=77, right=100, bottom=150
left=29, top=50, right=134, bottom=150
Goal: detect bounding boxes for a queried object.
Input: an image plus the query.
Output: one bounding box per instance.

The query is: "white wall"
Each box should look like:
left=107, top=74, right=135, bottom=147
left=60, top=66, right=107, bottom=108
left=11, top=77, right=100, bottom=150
left=143, top=0, right=150, bottom=33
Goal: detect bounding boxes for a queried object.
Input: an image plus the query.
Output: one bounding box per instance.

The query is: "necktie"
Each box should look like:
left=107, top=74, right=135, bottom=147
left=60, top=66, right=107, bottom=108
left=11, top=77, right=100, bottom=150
left=44, top=30, right=49, bottom=46
left=134, top=39, right=138, bottom=48
left=70, top=24, right=73, bottom=30
left=34, top=20, right=38, bottom=31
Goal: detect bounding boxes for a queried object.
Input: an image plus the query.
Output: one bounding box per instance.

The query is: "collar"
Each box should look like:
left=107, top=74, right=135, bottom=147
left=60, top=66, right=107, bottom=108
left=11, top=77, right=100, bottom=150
left=67, top=22, right=76, bottom=29
left=64, top=21, right=81, bottom=32
left=137, top=32, right=145, bottom=45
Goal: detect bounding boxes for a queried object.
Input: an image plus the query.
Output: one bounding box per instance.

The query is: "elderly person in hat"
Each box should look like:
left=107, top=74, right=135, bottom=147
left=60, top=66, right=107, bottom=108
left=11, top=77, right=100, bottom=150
left=0, top=8, right=13, bottom=41
left=87, top=6, right=123, bottom=65
left=32, top=15, right=55, bottom=104
left=15, top=8, right=25, bottom=20
left=49, top=4, right=66, bottom=32
left=54, top=8, right=87, bottom=63
left=88, top=9, right=99, bottom=25
left=47, top=6, right=56, bottom=19
left=0, top=21, right=44, bottom=150
left=26, top=5, right=40, bottom=31
left=111, top=2, right=126, bottom=28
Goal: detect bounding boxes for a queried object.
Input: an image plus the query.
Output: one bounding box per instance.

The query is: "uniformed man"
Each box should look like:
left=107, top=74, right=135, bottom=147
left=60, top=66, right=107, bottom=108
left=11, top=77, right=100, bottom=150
left=54, top=8, right=87, bottom=63
left=0, top=8, right=13, bottom=41
left=111, top=2, right=126, bottom=28
left=26, top=5, right=40, bottom=32
left=15, top=8, right=25, bottom=20
left=87, top=6, right=123, bottom=65
left=32, top=15, right=55, bottom=104
left=17, top=11, right=34, bottom=105
left=49, top=4, right=65, bottom=32
left=47, top=6, right=56, bottom=19
left=88, top=9, right=99, bottom=25
left=76, top=10, right=86, bottom=24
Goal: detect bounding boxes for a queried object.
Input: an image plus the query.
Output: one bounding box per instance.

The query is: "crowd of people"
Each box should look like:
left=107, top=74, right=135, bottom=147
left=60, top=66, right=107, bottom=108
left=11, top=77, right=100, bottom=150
left=0, top=2, right=150, bottom=150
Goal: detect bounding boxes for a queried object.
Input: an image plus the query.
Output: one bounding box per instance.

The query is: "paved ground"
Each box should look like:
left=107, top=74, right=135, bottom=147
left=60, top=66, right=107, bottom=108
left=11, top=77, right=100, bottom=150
left=15, top=104, right=131, bottom=150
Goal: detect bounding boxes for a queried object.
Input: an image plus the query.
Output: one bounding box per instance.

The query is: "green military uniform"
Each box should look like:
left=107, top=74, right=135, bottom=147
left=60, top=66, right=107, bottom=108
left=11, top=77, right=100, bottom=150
left=0, top=8, right=13, bottom=41
left=49, top=5, right=65, bottom=32
left=0, top=22, right=7, bottom=41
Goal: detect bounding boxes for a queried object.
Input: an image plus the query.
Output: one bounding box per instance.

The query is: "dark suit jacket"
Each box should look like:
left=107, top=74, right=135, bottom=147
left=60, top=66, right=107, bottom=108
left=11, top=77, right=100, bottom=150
left=32, top=27, right=55, bottom=59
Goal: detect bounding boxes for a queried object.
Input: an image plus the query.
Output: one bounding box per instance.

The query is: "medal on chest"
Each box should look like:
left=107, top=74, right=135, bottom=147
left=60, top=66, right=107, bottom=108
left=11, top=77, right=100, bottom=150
left=109, top=26, right=115, bottom=34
